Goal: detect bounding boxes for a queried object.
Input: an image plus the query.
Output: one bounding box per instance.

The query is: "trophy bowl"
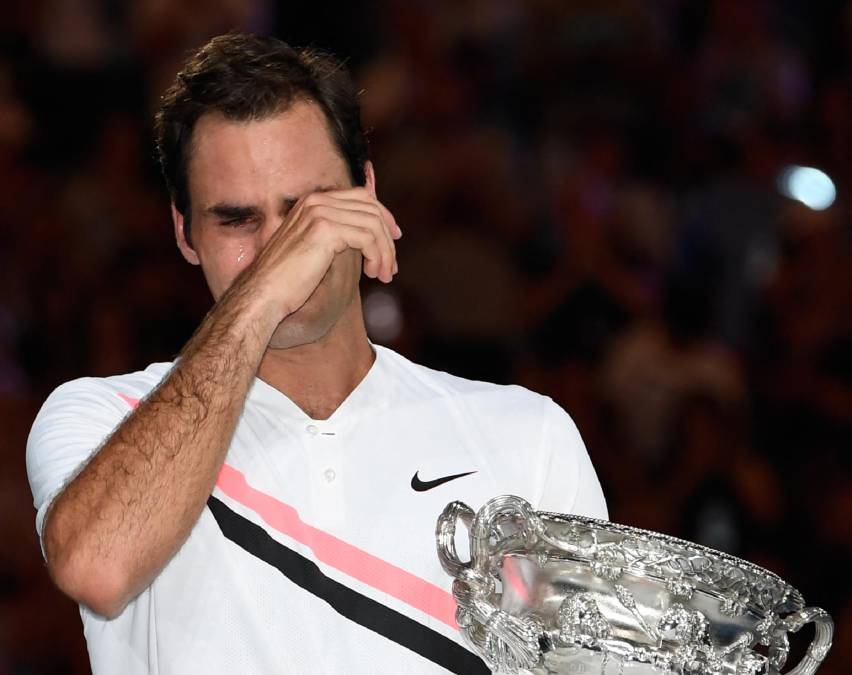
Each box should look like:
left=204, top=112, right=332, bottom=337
left=436, top=496, right=833, bottom=675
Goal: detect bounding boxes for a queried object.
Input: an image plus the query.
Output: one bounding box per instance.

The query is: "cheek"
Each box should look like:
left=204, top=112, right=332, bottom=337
left=233, top=243, right=259, bottom=273
left=197, top=239, right=259, bottom=298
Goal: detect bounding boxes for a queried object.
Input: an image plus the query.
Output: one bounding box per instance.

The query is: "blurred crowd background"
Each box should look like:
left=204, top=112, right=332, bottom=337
left=1, top=0, right=850, bottom=672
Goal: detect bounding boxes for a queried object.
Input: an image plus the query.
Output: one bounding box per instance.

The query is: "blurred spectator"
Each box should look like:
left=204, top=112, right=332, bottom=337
left=599, top=272, right=745, bottom=467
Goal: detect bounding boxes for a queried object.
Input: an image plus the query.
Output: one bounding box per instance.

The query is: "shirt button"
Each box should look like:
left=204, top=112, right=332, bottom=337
left=324, top=469, right=336, bottom=482
left=306, top=424, right=319, bottom=436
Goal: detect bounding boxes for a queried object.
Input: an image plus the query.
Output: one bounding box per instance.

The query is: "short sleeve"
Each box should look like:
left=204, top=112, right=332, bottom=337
left=26, top=378, right=132, bottom=550
left=536, top=399, right=608, bottom=519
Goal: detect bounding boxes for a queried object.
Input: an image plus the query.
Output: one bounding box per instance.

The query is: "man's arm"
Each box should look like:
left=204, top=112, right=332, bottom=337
left=42, top=278, right=276, bottom=618
left=40, top=188, right=400, bottom=618
left=536, top=398, right=608, bottom=520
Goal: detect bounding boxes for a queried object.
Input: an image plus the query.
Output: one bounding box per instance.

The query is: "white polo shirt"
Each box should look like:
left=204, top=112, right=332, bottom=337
left=27, top=344, right=608, bottom=674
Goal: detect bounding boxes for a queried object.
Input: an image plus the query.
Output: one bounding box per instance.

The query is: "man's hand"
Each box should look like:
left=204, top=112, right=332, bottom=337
left=241, top=187, right=402, bottom=324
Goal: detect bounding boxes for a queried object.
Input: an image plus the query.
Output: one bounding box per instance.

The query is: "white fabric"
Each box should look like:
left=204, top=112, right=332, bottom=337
left=27, top=344, right=608, bottom=674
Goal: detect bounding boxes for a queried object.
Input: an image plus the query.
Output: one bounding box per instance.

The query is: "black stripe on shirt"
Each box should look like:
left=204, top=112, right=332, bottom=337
left=207, top=496, right=489, bottom=675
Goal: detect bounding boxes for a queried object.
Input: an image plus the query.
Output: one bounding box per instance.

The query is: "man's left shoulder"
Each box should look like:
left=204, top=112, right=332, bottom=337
left=378, top=345, right=555, bottom=422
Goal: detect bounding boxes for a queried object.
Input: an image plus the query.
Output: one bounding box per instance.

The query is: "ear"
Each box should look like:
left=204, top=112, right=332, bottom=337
left=364, top=160, right=377, bottom=198
left=172, top=203, right=200, bottom=266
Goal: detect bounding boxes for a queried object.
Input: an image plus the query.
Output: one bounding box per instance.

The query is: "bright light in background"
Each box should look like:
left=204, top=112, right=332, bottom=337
left=778, top=165, right=836, bottom=210
left=363, top=289, right=403, bottom=342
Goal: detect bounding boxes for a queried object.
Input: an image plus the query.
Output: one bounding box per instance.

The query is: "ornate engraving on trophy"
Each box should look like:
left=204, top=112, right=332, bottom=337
left=437, top=495, right=833, bottom=675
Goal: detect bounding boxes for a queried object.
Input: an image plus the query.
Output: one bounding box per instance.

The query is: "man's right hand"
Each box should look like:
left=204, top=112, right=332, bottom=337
left=240, top=186, right=402, bottom=326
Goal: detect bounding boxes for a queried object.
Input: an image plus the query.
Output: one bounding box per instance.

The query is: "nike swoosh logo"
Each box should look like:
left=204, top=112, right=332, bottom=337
left=411, top=470, right=477, bottom=492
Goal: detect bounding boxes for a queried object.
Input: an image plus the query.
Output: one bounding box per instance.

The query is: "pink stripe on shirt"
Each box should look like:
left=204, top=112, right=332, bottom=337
left=117, top=393, right=140, bottom=408
left=215, top=462, right=459, bottom=629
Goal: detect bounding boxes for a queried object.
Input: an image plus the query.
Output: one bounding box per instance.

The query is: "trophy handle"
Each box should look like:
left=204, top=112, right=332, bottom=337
left=437, top=497, right=546, bottom=673
left=469, top=495, right=543, bottom=578
left=436, top=501, right=476, bottom=577
left=437, top=496, right=543, bottom=577
left=779, top=607, right=833, bottom=675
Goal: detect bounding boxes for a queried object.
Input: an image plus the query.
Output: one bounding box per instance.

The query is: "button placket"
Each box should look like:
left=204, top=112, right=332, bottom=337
left=305, top=430, right=345, bottom=529
left=304, top=428, right=343, bottom=485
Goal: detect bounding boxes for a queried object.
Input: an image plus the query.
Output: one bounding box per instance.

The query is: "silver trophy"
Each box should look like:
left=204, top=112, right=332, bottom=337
left=436, top=495, right=833, bottom=675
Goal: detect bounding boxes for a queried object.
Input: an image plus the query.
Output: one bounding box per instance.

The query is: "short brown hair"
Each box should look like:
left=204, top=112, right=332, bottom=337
left=154, top=33, right=368, bottom=245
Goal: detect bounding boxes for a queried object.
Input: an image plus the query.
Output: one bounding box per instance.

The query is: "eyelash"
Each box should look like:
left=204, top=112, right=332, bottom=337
left=222, top=216, right=254, bottom=228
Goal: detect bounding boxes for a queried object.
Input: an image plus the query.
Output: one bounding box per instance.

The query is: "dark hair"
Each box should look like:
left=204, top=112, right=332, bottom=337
left=154, top=33, right=368, bottom=246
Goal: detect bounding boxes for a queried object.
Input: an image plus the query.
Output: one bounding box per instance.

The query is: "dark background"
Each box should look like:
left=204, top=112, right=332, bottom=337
left=1, top=0, right=850, bottom=672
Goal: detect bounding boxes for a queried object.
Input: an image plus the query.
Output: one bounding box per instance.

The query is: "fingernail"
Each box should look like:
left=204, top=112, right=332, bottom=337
left=393, top=261, right=398, bottom=274
left=395, top=225, right=403, bottom=239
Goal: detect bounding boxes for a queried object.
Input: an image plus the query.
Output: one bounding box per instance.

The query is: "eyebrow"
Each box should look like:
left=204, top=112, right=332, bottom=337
left=204, top=185, right=342, bottom=220
left=206, top=204, right=260, bottom=220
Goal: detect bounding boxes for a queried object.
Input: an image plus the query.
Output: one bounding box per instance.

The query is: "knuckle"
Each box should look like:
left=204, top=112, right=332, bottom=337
left=303, top=203, right=323, bottom=218
left=310, top=217, right=331, bottom=236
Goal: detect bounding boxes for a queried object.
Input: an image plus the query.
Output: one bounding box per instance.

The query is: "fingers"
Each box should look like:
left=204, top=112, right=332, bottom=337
left=313, top=197, right=397, bottom=255
left=324, top=188, right=401, bottom=277
left=321, top=188, right=403, bottom=240
left=241, top=187, right=401, bottom=322
left=325, top=199, right=399, bottom=276
left=297, top=189, right=400, bottom=282
left=321, top=221, right=389, bottom=281
left=299, top=203, right=394, bottom=282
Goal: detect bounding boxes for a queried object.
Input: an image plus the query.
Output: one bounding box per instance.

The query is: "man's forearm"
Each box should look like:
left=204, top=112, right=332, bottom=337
left=43, top=280, right=277, bottom=617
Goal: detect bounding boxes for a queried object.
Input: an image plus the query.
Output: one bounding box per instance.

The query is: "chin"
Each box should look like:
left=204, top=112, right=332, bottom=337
left=266, top=288, right=351, bottom=350
left=267, top=315, right=335, bottom=350
left=262, top=254, right=361, bottom=350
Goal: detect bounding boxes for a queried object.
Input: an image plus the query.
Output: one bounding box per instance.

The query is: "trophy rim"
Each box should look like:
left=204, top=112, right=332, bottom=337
left=536, top=509, right=805, bottom=613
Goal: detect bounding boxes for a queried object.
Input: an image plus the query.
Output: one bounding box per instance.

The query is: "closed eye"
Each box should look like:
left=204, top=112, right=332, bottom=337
left=207, top=203, right=261, bottom=228
left=221, top=215, right=257, bottom=227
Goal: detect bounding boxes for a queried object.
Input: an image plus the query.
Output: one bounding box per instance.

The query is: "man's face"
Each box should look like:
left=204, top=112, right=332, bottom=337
left=174, top=101, right=367, bottom=349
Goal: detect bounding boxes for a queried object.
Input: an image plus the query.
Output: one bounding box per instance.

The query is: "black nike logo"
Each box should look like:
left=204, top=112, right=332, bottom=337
left=411, top=470, right=477, bottom=492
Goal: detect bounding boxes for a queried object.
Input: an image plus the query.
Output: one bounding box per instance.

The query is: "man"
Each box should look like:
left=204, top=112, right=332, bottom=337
left=26, top=33, right=607, bottom=674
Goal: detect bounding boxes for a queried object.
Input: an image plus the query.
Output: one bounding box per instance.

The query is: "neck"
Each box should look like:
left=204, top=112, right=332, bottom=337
left=256, top=304, right=374, bottom=421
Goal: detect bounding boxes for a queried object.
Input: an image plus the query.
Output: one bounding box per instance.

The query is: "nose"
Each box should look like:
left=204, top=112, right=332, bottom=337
left=257, top=210, right=285, bottom=249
